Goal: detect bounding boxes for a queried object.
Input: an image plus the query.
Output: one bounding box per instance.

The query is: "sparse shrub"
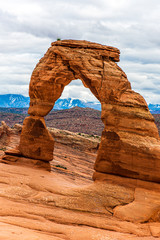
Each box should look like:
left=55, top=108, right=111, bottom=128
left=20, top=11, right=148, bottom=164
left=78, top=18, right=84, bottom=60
left=95, top=135, right=100, bottom=139
left=89, top=134, right=94, bottom=138
left=55, top=164, right=67, bottom=170
left=0, top=147, right=6, bottom=151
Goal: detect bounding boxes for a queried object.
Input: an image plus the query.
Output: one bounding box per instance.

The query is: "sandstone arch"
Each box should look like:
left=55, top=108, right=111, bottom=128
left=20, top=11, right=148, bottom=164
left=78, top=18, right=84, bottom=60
left=19, top=40, right=160, bottom=183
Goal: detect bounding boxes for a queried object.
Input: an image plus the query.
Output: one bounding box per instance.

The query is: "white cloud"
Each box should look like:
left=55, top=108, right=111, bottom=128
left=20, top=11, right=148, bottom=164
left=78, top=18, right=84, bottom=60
left=61, top=80, right=98, bottom=102
left=0, top=84, right=29, bottom=96
left=0, top=0, right=160, bottom=103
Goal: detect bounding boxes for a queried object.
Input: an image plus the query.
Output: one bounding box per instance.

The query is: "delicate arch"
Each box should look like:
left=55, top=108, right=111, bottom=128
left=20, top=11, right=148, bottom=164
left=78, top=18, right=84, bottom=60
left=19, top=40, right=160, bottom=183
left=28, top=40, right=129, bottom=116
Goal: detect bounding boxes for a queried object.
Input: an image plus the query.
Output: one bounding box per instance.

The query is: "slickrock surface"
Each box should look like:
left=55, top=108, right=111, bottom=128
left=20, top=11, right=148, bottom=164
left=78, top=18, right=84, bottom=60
left=0, top=126, right=160, bottom=239
left=18, top=40, right=160, bottom=182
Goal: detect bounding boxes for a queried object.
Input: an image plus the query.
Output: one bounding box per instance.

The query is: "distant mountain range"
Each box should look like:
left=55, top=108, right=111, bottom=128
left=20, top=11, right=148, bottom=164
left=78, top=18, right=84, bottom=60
left=0, top=94, right=30, bottom=108
left=0, top=94, right=160, bottom=113
left=0, top=94, right=101, bottom=111
left=54, top=98, right=101, bottom=110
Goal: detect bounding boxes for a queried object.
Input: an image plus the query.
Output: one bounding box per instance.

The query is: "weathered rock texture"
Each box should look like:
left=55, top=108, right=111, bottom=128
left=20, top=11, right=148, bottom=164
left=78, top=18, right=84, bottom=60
left=19, top=40, right=160, bottom=182
left=19, top=116, right=54, bottom=161
left=0, top=121, right=12, bottom=147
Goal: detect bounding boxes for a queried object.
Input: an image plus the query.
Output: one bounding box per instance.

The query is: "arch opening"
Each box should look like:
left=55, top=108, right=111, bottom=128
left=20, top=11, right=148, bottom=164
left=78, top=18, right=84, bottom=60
left=45, top=79, right=102, bottom=136
left=17, top=40, right=160, bottom=183
left=59, top=79, right=100, bottom=104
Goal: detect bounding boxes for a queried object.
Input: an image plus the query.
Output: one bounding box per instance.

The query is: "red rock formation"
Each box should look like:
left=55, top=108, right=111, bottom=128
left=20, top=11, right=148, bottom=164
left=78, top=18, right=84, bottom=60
left=18, top=40, right=160, bottom=183
left=19, top=116, right=54, bottom=161
left=0, top=121, right=13, bottom=150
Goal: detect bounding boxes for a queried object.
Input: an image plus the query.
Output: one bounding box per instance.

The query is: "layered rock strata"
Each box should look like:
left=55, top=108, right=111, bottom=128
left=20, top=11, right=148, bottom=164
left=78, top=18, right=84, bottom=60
left=18, top=40, right=160, bottom=182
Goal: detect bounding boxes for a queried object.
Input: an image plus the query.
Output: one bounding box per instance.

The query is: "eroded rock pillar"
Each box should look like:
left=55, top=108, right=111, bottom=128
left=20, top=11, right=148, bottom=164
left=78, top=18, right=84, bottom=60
left=19, top=116, right=54, bottom=161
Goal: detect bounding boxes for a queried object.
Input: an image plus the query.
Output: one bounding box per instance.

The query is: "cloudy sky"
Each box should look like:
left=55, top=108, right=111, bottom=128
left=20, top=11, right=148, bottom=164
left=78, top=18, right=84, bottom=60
left=0, top=0, right=160, bottom=103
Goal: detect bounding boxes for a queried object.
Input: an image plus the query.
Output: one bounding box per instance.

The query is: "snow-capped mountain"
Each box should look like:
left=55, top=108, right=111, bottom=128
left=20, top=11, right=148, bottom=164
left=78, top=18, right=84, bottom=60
left=0, top=94, right=30, bottom=108
left=54, top=98, right=87, bottom=109
left=54, top=98, right=101, bottom=110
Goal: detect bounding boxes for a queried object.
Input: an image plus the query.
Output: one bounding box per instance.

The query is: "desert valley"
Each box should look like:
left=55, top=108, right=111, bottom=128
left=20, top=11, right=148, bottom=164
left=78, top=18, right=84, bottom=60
left=0, top=106, right=160, bottom=136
